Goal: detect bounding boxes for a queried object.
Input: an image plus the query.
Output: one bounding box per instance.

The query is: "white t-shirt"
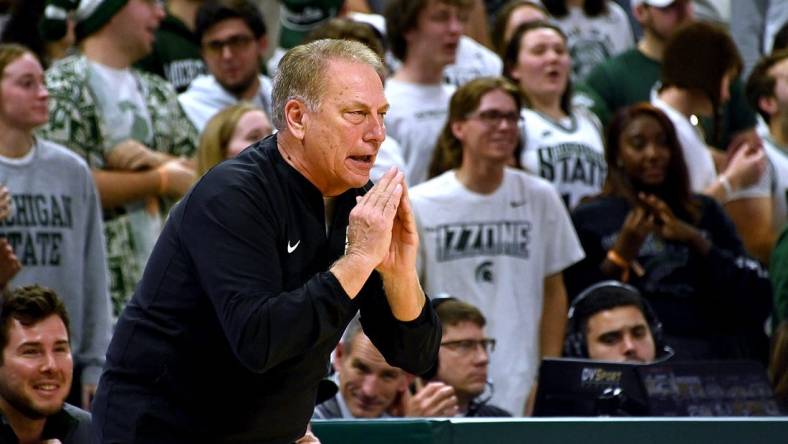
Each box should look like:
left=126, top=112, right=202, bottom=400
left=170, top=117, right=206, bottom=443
left=443, top=36, right=504, bottom=87
left=384, top=79, right=454, bottom=185
left=178, top=74, right=273, bottom=133
left=520, top=107, right=606, bottom=209
left=555, top=1, right=634, bottom=81
left=410, top=168, right=585, bottom=415
left=651, top=92, right=718, bottom=193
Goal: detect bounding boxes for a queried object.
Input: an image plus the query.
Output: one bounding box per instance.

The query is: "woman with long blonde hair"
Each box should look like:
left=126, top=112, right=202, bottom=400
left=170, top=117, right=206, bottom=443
left=196, top=103, right=272, bottom=176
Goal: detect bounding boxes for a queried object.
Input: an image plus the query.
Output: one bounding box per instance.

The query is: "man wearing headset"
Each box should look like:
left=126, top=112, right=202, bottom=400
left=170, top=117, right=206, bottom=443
left=563, top=281, right=672, bottom=363
left=420, top=297, right=511, bottom=416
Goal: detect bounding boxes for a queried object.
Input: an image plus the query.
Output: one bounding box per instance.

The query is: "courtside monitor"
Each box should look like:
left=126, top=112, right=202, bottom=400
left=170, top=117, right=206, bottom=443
left=533, top=357, right=648, bottom=416
left=533, top=358, right=783, bottom=417
left=637, top=360, right=782, bottom=416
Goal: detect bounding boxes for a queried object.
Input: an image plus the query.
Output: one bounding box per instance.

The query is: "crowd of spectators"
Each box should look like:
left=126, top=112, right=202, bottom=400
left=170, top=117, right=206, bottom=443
left=0, top=1, right=786, bottom=437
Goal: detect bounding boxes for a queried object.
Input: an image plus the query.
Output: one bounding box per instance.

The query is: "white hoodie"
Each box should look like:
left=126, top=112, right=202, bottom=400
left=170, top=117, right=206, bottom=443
left=178, top=74, right=273, bottom=132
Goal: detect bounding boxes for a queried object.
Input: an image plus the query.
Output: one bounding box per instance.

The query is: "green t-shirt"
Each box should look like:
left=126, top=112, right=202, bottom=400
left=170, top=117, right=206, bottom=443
left=580, top=48, right=757, bottom=148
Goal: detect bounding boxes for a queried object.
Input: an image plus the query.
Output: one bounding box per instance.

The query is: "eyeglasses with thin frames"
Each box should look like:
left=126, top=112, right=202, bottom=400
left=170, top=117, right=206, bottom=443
left=440, top=338, right=496, bottom=354
left=203, top=34, right=255, bottom=56
left=466, top=109, right=521, bottom=127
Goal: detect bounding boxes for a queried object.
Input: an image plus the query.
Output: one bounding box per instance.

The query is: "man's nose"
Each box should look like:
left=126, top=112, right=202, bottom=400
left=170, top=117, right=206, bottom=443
left=621, top=335, right=637, bottom=355
left=365, top=114, right=386, bottom=144
left=221, top=45, right=234, bottom=60
left=40, top=352, right=57, bottom=372
left=473, top=345, right=490, bottom=365
left=361, top=375, right=380, bottom=396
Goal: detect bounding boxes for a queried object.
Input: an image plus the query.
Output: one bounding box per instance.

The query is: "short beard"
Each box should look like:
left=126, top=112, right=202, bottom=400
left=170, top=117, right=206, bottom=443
left=0, top=382, right=62, bottom=420
left=221, top=72, right=259, bottom=99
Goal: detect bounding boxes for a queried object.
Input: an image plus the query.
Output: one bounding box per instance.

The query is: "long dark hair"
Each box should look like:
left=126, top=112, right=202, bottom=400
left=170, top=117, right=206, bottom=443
left=502, top=20, right=573, bottom=116
left=661, top=21, right=742, bottom=147
left=428, top=77, right=522, bottom=178
left=602, top=103, right=700, bottom=222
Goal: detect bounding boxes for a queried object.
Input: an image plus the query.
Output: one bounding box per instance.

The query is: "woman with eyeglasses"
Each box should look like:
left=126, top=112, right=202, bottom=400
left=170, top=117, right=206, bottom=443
left=411, top=77, right=585, bottom=415
left=565, top=103, right=772, bottom=363
left=503, top=20, right=606, bottom=210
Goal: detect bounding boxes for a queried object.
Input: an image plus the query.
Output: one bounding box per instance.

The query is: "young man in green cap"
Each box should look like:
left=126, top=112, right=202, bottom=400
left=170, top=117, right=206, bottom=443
left=39, top=0, right=199, bottom=318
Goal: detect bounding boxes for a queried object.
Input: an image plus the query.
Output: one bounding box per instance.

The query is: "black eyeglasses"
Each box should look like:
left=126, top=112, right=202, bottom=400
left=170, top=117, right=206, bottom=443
left=440, top=338, right=496, bottom=354
left=203, top=34, right=255, bottom=55
left=466, top=109, right=521, bottom=127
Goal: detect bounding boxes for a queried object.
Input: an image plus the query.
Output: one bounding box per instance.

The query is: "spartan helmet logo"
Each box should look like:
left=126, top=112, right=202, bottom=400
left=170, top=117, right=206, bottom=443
left=474, top=261, right=494, bottom=283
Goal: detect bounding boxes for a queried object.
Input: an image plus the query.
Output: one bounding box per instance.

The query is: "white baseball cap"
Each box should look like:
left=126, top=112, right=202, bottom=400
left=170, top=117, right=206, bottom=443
left=632, top=0, right=677, bottom=7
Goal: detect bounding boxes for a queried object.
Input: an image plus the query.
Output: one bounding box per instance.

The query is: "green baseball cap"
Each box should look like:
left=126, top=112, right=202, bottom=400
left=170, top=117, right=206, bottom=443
left=278, top=0, right=345, bottom=49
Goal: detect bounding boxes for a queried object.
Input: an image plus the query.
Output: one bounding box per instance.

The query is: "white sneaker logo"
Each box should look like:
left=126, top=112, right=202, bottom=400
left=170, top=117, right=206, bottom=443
left=287, top=240, right=301, bottom=254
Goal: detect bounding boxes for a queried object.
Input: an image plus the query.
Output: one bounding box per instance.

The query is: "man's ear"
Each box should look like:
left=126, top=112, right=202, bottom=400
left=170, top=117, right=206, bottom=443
left=759, top=95, right=779, bottom=117
left=333, top=343, right=345, bottom=373
left=284, top=99, right=308, bottom=140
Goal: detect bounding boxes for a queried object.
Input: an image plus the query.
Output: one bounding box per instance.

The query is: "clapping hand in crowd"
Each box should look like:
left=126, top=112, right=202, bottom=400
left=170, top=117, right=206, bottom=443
left=613, top=192, right=711, bottom=263
left=720, top=143, right=767, bottom=193
left=392, top=381, right=459, bottom=417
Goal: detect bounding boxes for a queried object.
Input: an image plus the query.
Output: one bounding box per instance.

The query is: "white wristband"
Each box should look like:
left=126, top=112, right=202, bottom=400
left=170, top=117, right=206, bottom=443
left=718, top=175, right=733, bottom=197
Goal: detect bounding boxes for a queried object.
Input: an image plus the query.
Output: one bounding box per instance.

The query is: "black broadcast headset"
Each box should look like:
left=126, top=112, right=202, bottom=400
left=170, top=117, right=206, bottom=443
left=563, top=281, right=671, bottom=360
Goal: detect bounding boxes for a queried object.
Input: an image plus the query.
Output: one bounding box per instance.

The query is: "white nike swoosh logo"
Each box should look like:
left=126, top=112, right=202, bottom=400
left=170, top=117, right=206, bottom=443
left=287, top=240, right=300, bottom=254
